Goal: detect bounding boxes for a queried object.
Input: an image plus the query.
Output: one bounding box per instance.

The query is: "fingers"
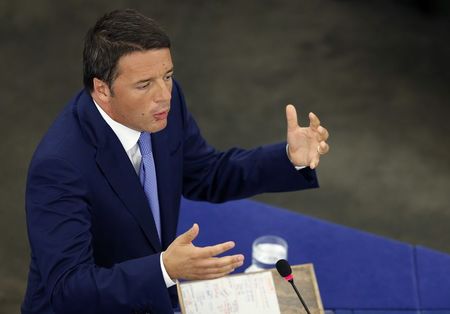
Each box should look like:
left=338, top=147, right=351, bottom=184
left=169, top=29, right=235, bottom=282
left=310, top=157, right=319, bottom=169
left=176, top=223, right=199, bottom=244
left=191, top=255, right=245, bottom=280
left=309, top=112, right=321, bottom=129
left=197, top=241, right=236, bottom=258
left=198, top=255, right=245, bottom=275
left=311, top=141, right=329, bottom=168
left=286, top=104, right=299, bottom=132
left=317, top=141, right=329, bottom=155
left=317, top=125, right=329, bottom=141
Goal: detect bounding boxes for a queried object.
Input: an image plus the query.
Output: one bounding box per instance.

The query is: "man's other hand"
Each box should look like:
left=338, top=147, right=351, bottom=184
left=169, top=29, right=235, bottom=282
left=286, top=104, right=330, bottom=169
left=163, top=223, right=244, bottom=281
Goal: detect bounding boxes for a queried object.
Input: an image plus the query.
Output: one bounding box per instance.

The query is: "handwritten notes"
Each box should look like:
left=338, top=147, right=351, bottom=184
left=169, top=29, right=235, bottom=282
left=179, top=271, right=281, bottom=314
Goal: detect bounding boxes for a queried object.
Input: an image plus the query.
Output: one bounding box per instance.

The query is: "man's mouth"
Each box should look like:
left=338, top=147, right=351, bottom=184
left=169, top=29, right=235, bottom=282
left=153, top=109, right=169, bottom=121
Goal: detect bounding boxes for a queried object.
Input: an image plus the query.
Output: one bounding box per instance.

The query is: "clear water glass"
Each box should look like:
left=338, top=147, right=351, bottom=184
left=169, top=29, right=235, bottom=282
left=245, top=235, right=288, bottom=273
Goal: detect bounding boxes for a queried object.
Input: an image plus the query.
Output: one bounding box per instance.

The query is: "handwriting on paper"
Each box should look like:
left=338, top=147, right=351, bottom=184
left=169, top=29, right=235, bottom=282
left=180, top=271, right=281, bottom=314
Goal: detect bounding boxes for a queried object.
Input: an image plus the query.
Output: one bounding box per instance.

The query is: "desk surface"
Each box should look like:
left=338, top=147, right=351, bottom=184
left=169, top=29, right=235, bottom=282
left=177, top=198, right=450, bottom=311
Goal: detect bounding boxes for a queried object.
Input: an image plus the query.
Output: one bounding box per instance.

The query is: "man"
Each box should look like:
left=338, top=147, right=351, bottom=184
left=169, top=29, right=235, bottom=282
left=22, top=9, right=329, bottom=314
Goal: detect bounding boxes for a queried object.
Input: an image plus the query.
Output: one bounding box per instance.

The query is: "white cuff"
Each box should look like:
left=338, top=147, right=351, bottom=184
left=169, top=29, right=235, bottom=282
left=286, top=144, right=306, bottom=170
left=160, top=252, right=176, bottom=288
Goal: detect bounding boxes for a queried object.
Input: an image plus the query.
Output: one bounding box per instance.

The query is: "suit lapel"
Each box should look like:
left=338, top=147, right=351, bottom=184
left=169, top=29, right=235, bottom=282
left=95, top=143, right=162, bottom=253
left=151, top=130, right=175, bottom=249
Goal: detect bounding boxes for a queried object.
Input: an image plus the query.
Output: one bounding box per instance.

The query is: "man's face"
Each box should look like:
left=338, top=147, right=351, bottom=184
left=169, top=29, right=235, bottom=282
left=101, top=48, right=173, bottom=133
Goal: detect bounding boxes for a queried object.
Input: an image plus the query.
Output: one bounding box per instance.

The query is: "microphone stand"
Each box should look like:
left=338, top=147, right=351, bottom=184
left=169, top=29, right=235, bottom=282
left=288, top=279, right=311, bottom=314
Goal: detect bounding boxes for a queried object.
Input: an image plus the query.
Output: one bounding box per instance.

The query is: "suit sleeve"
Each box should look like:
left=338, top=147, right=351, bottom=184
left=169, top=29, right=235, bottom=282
left=172, top=81, right=319, bottom=203
left=25, top=157, right=173, bottom=314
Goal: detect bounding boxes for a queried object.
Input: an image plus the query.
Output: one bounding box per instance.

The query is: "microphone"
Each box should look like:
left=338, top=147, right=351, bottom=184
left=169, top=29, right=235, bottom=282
left=276, top=259, right=311, bottom=314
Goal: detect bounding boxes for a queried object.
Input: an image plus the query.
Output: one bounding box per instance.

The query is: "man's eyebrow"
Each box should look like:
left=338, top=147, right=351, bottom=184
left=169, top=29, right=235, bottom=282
left=134, top=68, right=174, bottom=85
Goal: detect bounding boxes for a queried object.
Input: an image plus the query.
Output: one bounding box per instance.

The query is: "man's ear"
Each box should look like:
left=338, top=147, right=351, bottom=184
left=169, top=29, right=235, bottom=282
left=92, top=78, right=112, bottom=102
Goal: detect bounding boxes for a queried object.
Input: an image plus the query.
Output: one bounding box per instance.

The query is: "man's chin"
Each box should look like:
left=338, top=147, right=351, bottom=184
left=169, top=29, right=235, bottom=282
left=147, top=119, right=168, bottom=133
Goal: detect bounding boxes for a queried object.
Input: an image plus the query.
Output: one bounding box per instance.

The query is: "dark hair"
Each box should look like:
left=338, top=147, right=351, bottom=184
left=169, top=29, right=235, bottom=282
left=83, top=9, right=171, bottom=91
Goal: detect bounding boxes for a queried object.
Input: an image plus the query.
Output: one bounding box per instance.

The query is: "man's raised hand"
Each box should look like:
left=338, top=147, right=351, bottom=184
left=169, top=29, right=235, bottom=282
left=286, top=104, right=330, bottom=169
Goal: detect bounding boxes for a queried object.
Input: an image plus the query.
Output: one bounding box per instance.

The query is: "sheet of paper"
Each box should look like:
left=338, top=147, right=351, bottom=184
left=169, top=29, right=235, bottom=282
left=180, top=271, right=281, bottom=314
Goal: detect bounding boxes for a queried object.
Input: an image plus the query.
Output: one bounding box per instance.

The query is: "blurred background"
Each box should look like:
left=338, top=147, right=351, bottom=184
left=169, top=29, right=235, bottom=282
left=1, top=0, right=449, bottom=311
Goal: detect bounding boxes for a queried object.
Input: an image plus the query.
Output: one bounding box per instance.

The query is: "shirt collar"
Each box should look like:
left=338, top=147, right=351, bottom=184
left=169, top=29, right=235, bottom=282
left=93, top=99, right=141, bottom=152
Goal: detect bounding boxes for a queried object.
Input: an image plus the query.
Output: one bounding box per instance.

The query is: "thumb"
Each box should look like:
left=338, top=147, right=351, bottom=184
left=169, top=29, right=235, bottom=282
left=286, top=104, right=299, bottom=133
left=177, top=223, right=199, bottom=244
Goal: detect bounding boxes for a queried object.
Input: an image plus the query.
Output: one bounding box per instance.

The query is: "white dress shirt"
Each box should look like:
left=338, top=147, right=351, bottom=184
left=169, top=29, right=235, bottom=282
left=94, top=100, right=176, bottom=288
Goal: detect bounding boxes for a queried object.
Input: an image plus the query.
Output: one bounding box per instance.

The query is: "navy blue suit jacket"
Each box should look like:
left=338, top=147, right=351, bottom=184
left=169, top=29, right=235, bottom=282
left=22, top=81, right=318, bottom=313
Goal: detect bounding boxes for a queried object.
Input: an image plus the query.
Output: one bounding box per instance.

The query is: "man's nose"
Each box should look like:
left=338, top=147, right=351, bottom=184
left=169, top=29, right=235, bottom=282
left=155, top=80, right=171, bottom=102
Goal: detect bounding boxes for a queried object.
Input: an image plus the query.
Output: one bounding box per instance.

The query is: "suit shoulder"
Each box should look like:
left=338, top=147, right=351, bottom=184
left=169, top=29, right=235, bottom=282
left=30, top=92, right=94, bottom=168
